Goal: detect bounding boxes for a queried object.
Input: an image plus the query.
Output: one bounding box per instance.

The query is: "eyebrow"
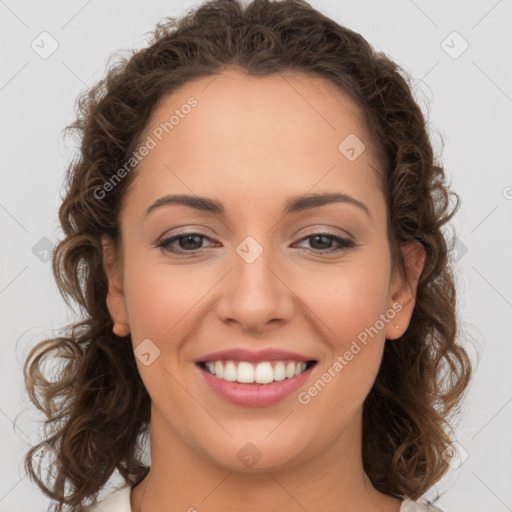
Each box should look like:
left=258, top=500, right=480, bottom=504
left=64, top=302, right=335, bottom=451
left=144, top=192, right=372, bottom=220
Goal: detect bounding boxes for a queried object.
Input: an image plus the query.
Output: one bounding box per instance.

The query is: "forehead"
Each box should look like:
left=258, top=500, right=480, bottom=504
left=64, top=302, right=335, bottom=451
left=142, top=68, right=370, bottom=152
left=122, top=68, right=384, bottom=220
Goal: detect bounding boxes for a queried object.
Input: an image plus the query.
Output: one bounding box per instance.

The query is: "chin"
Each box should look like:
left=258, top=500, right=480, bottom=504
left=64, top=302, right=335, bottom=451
left=198, top=433, right=311, bottom=473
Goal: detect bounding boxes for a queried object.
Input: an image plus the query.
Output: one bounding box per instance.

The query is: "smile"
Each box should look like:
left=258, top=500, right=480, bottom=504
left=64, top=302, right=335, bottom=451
left=199, top=359, right=316, bottom=384
left=196, top=359, right=318, bottom=407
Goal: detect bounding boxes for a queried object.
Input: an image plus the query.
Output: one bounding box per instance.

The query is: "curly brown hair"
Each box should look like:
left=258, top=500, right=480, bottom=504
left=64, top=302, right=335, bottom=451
left=21, top=0, right=472, bottom=510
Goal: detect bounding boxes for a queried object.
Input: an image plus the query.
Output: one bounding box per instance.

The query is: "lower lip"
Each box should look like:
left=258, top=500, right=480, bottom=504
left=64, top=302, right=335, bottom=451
left=197, top=363, right=316, bottom=407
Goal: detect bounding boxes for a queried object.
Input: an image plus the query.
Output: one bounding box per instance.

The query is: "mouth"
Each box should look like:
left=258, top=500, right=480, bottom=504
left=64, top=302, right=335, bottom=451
left=196, top=359, right=318, bottom=385
left=194, top=347, right=319, bottom=406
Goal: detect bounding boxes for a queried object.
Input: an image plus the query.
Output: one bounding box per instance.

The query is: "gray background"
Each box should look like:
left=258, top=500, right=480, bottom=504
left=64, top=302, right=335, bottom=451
left=1, top=1, right=511, bottom=511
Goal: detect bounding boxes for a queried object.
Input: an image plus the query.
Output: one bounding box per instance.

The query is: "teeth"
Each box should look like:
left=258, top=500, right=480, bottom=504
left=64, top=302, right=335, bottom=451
left=254, top=362, right=273, bottom=384
left=206, top=362, right=216, bottom=375
left=215, top=361, right=223, bottom=379
left=202, top=360, right=310, bottom=384
left=224, top=361, right=237, bottom=381
left=237, top=361, right=254, bottom=383
left=273, top=361, right=286, bottom=381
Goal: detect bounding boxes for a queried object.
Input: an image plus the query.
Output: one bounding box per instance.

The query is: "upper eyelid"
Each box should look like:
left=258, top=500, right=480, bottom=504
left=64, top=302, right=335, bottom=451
left=159, top=229, right=352, bottom=242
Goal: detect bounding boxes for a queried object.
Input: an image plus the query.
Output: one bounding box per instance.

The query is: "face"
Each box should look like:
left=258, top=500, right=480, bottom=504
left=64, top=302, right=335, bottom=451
left=103, top=68, right=424, bottom=473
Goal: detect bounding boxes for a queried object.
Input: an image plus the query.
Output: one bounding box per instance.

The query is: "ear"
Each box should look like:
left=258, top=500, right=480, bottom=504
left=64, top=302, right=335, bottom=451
left=385, top=241, right=426, bottom=340
left=101, top=235, right=130, bottom=337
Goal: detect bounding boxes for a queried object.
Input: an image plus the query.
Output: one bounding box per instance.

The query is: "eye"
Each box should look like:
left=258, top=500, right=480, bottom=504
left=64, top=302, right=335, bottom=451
left=294, top=233, right=356, bottom=254
left=155, top=231, right=356, bottom=256
left=156, top=232, right=216, bottom=254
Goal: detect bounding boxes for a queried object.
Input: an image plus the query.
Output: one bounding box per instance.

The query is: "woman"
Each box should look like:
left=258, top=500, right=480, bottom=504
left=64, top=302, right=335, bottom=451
left=23, top=0, right=472, bottom=511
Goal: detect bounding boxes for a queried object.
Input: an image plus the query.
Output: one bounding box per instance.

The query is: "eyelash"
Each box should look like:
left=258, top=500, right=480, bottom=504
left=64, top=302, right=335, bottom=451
left=155, top=232, right=356, bottom=256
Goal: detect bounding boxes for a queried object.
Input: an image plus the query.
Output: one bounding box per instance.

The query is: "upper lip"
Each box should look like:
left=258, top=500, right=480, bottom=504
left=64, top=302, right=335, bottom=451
left=195, top=348, right=316, bottom=364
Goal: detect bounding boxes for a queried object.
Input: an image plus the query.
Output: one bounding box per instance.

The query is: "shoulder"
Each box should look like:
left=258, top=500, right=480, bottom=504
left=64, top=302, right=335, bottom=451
left=400, top=497, right=446, bottom=512
left=87, top=484, right=132, bottom=512
left=85, top=485, right=445, bottom=512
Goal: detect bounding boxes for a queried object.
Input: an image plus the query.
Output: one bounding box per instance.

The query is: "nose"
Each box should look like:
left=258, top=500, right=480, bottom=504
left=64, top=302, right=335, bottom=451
left=214, top=240, right=295, bottom=333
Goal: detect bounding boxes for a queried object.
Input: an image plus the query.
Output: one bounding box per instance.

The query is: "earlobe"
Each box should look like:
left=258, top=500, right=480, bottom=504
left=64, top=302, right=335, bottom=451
left=102, top=235, right=130, bottom=336
left=386, top=241, right=426, bottom=340
left=112, top=321, right=130, bottom=337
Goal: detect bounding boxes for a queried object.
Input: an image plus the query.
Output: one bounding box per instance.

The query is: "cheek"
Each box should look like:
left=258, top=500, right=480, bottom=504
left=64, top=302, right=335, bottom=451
left=297, top=257, right=391, bottom=347
left=296, top=269, right=390, bottom=429
left=123, top=255, right=213, bottom=341
left=292, top=253, right=391, bottom=409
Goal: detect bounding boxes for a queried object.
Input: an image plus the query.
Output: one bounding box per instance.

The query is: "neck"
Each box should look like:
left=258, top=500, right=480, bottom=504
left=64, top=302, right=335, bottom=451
left=130, top=405, right=402, bottom=512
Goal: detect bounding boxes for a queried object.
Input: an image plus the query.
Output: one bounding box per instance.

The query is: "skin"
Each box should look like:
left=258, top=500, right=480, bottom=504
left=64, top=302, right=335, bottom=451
left=102, top=68, right=425, bottom=512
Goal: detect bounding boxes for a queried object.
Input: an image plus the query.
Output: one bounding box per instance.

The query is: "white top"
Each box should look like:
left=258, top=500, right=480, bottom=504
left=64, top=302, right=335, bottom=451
left=87, top=484, right=445, bottom=511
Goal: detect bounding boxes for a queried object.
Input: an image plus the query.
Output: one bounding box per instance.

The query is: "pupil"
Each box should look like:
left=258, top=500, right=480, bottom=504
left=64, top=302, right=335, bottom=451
left=181, top=234, right=202, bottom=250
left=311, top=235, right=331, bottom=250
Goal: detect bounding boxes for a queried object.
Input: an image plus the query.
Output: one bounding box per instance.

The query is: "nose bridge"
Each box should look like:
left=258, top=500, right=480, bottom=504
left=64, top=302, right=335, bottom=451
left=234, top=231, right=282, bottom=297
left=235, top=233, right=276, bottom=290
left=215, top=231, right=295, bottom=330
